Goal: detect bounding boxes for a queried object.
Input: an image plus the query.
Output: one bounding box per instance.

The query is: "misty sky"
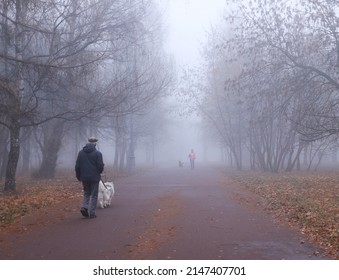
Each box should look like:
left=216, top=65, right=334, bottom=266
left=156, top=0, right=227, bottom=163
left=164, top=0, right=226, bottom=66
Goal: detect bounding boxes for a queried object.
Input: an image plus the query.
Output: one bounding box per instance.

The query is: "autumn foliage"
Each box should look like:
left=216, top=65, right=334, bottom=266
left=0, top=178, right=81, bottom=228
left=230, top=171, right=339, bottom=259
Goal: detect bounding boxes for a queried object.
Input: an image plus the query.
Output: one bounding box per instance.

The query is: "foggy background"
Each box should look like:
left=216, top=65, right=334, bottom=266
left=1, top=0, right=338, bottom=191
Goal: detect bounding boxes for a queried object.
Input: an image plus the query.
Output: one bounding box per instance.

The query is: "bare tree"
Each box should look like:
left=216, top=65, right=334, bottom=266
left=105, top=0, right=173, bottom=172
left=0, top=0, right=150, bottom=192
left=224, top=0, right=339, bottom=138
left=195, top=0, right=338, bottom=172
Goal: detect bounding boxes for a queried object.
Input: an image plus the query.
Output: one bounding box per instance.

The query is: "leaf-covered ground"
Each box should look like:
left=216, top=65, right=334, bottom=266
left=229, top=171, right=339, bottom=260
left=0, top=168, right=126, bottom=232
left=0, top=177, right=81, bottom=228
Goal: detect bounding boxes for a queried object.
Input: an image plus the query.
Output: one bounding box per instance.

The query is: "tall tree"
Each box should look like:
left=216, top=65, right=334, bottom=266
left=197, top=0, right=338, bottom=171
left=0, top=0, right=148, bottom=191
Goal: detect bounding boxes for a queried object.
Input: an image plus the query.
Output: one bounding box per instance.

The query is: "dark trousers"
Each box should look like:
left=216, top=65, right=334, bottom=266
left=190, top=159, right=195, bottom=169
left=81, top=181, right=99, bottom=216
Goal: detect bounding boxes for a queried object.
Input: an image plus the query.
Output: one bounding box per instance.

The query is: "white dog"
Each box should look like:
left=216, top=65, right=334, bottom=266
left=97, top=181, right=115, bottom=208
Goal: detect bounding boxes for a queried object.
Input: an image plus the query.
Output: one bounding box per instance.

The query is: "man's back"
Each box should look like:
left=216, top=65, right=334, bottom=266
left=75, top=143, right=104, bottom=182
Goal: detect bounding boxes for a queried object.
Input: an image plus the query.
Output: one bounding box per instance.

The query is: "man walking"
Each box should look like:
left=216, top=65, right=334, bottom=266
left=75, top=137, right=104, bottom=218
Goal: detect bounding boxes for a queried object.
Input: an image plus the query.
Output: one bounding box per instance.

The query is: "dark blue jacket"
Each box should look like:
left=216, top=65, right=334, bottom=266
left=75, top=143, right=104, bottom=182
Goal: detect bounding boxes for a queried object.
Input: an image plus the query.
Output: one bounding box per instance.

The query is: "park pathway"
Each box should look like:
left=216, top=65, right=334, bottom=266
left=0, top=165, right=328, bottom=260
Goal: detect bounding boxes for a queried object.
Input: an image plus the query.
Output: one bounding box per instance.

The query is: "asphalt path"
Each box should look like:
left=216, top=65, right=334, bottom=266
left=0, top=165, right=329, bottom=260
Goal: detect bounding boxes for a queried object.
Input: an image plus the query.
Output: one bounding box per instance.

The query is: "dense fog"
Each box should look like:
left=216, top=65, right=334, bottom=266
left=1, top=0, right=339, bottom=192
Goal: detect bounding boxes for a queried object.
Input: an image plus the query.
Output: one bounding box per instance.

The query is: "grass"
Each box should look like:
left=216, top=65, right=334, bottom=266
left=229, top=171, right=339, bottom=259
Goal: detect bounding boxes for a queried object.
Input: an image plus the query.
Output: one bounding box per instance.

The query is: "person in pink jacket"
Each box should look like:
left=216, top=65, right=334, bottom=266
left=188, top=149, right=196, bottom=169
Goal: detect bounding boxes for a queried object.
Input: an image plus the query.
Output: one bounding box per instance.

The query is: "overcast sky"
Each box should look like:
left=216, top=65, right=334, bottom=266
left=163, top=0, right=226, bottom=66
left=154, top=1, right=227, bottom=160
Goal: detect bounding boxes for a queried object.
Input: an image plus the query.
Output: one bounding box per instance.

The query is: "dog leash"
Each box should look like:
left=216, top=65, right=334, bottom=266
left=100, top=178, right=108, bottom=189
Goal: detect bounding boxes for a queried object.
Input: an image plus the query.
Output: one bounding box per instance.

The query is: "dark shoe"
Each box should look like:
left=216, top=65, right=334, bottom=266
left=89, top=214, right=97, bottom=219
left=80, top=207, right=89, bottom=217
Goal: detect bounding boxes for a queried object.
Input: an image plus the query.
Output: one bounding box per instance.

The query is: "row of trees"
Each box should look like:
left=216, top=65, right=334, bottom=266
left=0, top=0, right=173, bottom=192
left=182, top=0, right=338, bottom=171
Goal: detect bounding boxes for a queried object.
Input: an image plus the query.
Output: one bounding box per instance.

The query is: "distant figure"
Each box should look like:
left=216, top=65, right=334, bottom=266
left=75, top=136, right=104, bottom=219
left=179, top=160, right=184, bottom=167
left=188, top=149, right=196, bottom=169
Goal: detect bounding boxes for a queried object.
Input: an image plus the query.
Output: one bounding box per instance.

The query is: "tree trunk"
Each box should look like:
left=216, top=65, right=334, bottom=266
left=0, top=146, right=9, bottom=180
left=4, top=123, right=21, bottom=193
left=119, top=140, right=127, bottom=171
left=285, top=144, right=304, bottom=172
left=4, top=0, right=26, bottom=193
left=35, top=120, right=64, bottom=178
left=127, top=138, right=135, bottom=173
left=20, top=127, right=32, bottom=174
left=0, top=128, right=9, bottom=180
left=113, top=137, right=120, bottom=170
